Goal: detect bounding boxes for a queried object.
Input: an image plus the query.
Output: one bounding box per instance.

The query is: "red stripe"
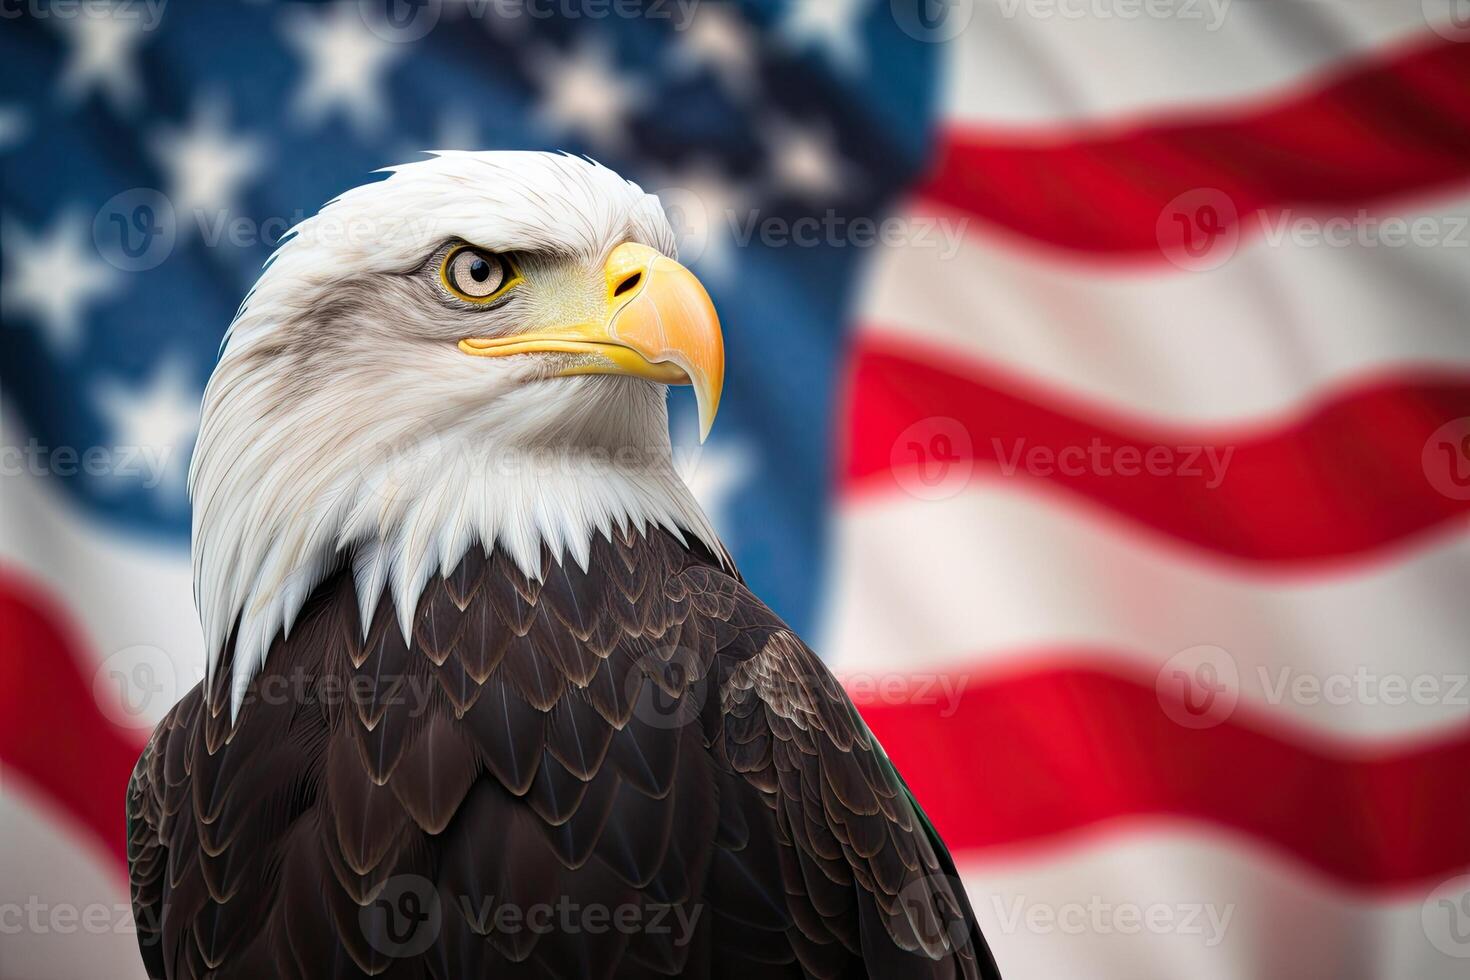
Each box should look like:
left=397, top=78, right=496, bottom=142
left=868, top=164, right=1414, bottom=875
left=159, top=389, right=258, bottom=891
left=844, top=337, right=1470, bottom=564
left=856, top=659, right=1470, bottom=890
left=0, top=567, right=146, bottom=872
left=923, top=36, right=1470, bottom=257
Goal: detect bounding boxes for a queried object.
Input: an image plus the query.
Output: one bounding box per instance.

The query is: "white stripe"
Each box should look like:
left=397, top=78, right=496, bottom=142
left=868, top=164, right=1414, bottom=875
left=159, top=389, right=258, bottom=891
left=820, top=484, right=1470, bottom=741
left=959, top=827, right=1470, bottom=980
left=0, top=407, right=204, bottom=730
left=859, top=192, right=1470, bottom=424
left=946, top=0, right=1462, bottom=128
left=0, top=781, right=146, bottom=980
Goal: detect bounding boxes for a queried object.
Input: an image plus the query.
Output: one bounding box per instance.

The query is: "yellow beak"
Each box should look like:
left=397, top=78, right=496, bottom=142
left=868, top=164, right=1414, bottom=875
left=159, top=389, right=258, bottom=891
left=459, top=242, right=724, bottom=441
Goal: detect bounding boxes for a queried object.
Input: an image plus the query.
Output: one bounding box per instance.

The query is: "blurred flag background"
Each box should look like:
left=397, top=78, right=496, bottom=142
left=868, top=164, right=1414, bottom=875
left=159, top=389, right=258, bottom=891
left=4, top=1, right=1470, bottom=977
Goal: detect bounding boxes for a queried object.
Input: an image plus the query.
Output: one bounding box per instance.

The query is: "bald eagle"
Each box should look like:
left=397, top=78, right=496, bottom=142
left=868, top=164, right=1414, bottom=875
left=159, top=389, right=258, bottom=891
left=125, top=152, right=1000, bottom=979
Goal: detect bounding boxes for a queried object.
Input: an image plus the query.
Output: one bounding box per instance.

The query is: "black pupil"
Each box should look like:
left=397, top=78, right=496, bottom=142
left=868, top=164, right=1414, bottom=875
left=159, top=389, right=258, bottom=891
left=469, top=257, right=491, bottom=283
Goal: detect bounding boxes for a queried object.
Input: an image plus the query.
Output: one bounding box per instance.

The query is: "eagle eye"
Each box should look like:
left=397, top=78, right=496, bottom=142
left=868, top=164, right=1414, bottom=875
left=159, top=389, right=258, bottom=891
left=442, top=246, right=520, bottom=303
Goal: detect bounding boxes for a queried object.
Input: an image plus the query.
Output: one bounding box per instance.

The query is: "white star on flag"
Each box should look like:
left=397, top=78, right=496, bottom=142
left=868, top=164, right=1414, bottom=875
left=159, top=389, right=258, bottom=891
left=527, top=40, right=646, bottom=151
left=53, top=8, right=152, bottom=112
left=762, top=117, right=850, bottom=201
left=1, top=211, right=119, bottom=355
left=150, top=97, right=266, bottom=234
left=280, top=4, right=404, bottom=136
left=670, top=5, right=760, bottom=99
left=779, top=0, right=873, bottom=73
left=93, top=359, right=202, bottom=505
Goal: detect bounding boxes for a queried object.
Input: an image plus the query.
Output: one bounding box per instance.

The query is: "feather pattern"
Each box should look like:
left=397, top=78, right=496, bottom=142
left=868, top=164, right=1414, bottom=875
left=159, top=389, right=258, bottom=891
left=128, top=527, right=999, bottom=979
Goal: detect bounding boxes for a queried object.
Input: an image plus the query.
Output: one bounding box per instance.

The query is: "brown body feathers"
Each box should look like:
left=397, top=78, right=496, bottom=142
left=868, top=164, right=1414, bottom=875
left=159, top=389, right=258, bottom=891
left=127, top=528, right=999, bottom=979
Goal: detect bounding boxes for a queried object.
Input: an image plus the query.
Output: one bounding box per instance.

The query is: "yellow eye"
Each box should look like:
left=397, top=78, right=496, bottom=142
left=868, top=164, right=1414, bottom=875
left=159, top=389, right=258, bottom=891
left=442, top=246, right=520, bottom=302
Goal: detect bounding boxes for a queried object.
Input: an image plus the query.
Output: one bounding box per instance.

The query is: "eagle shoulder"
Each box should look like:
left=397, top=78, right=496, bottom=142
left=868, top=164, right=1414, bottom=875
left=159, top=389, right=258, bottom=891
left=124, top=529, right=997, bottom=979
left=706, top=585, right=1000, bottom=979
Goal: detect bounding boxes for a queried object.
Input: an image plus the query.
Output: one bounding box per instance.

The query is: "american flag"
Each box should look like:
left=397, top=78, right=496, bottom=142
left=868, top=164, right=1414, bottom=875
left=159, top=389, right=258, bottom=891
left=3, top=1, right=1470, bottom=977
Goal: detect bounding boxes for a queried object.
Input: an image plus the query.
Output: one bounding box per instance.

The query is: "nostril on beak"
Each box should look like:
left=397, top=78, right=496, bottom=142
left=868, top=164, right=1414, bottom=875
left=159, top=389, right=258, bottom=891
left=613, top=271, right=643, bottom=298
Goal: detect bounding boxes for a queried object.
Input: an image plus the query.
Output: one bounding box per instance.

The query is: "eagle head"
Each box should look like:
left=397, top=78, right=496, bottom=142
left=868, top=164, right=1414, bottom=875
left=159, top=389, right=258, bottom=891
left=189, top=151, right=727, bottom=715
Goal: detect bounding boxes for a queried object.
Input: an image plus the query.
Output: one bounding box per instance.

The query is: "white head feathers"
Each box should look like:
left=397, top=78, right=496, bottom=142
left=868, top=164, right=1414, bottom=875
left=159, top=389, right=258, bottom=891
left=189, top=152, right=722, bottom=718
